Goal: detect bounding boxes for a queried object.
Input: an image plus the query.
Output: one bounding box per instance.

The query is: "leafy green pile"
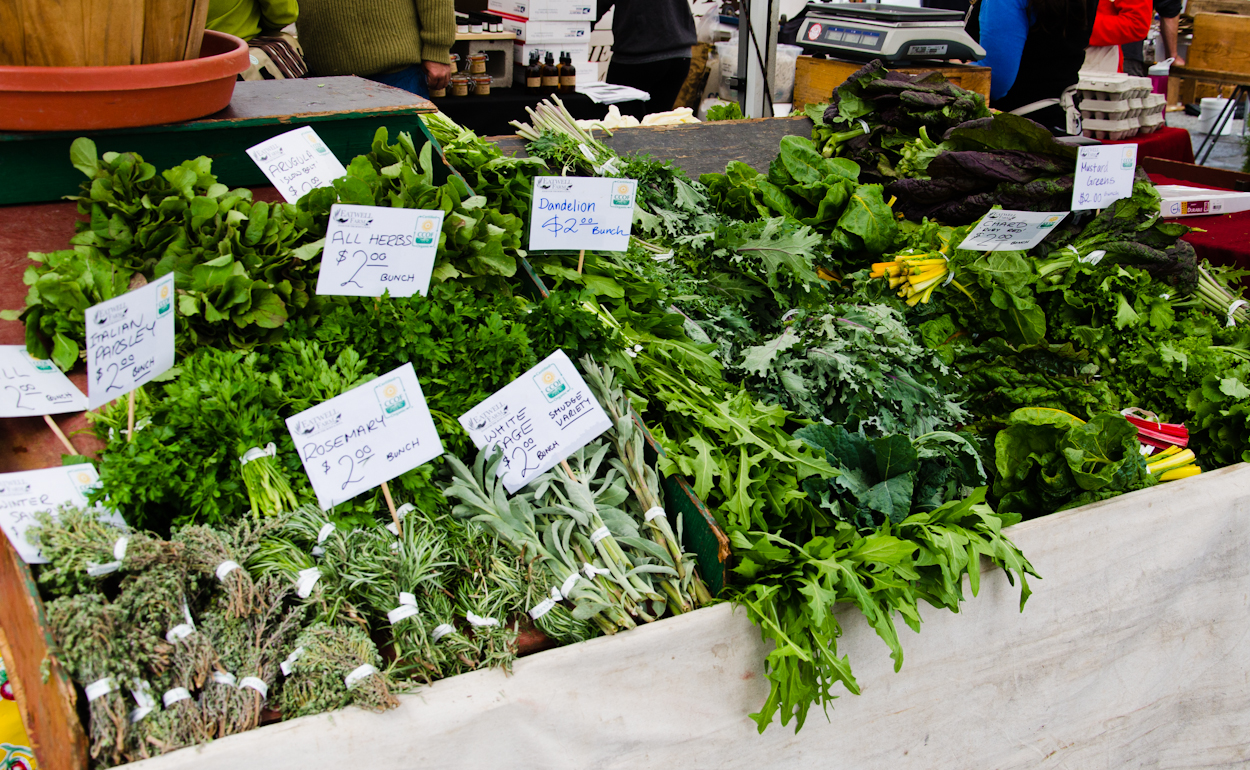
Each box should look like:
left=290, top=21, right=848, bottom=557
left=8, top=139, right=321, bottom=369
left=699, top=136, right=896, bottom=263
left=992, top=408, right=1156, bottom=517
left=736, top=305, right=967, bottom=437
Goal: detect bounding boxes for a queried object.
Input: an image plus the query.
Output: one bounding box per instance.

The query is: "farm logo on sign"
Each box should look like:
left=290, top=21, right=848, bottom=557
left=375, top=378, right=410, bottom=416
left=68, top=469, right=99, bottom=497
left=533, top=364, right=569, bottom=402
left=157, top=281, right=172, bottom=317
left=414, top=217, right=438, bottom=246
left=291, top=410, right=342, bottom=437
left=611, top=183, right=633, bottom=208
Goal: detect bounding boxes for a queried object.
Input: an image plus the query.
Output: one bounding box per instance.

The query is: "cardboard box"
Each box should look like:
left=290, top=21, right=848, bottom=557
left=487, top=0, right=595, bottom=21
left=498, top=16, right=591, bottom=44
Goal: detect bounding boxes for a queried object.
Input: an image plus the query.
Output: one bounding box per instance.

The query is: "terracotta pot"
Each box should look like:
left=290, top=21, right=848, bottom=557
left=0, top=30, right=249, bottom=132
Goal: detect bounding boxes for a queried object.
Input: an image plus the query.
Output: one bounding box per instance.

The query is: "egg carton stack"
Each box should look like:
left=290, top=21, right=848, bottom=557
left=1078, top=72, right=1156, bottom=140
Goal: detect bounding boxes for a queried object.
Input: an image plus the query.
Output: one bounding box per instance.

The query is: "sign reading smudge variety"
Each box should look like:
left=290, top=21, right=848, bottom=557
left=459, top=350, right=611, bottom=493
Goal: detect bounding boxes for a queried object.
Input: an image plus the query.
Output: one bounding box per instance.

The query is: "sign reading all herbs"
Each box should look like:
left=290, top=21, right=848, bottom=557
left=85, top=274, right=176, bottom=410
left=0, top=345, right=88, bottom=417
left=316, top=204, right=445, bottom=297
left=459, top=350, right=612, bottom=493
left=527, top=176, right=637, bottom=252
left=286, top=363, right=444, bottom=509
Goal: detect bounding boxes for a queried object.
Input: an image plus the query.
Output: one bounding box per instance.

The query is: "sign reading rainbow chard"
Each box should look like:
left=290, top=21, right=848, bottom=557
left=528, top=176, right=637, bottom=252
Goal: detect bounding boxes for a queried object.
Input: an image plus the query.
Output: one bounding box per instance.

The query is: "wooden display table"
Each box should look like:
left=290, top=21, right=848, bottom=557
left=792, top=55, right=991, bottom=109
left=0, top=77, right=437, bottom=205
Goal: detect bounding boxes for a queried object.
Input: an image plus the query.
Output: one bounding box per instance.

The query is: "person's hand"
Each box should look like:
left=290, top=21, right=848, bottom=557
left=1173, top=55, right=1185, bottom=67
left=423, top=61, right=451, bottom=90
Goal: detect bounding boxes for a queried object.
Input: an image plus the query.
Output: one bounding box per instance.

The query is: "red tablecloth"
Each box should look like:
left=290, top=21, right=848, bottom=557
left=1149, top=172, right=1250, bottom=274
left=1105, top=125, right=1195, bottom=164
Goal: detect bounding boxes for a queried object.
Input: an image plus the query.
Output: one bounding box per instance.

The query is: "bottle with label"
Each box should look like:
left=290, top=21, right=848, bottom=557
left=558, top=51, right=576, bottom=94
left=526, top=51, right=542, bottom=93
left=541, top=51, right=559, bottom=95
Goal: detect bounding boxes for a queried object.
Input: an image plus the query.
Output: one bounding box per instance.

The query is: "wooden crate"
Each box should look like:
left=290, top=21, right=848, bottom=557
left=1189, top=13, right=1250, bottom=74
left=792, top=55, right=991, bottom=109
left=1184, top=0, right=1250, bottom=17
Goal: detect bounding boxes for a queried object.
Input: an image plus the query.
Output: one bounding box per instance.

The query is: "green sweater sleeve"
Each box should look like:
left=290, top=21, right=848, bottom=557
left=258, top=0, right=299, bottom=34
left=415, top=0, right=456, bottom=64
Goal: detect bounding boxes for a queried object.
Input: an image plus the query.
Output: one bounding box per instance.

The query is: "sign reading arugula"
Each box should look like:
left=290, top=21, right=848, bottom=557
left=247, top=126, right=348, bottom=204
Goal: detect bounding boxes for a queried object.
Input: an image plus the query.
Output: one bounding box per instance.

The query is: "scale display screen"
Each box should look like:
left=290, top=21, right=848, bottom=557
left=804, top=22, right=884, bottom=51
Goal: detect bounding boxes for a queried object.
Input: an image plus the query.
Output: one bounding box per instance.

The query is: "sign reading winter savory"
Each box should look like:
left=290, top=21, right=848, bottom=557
left=246, top=126, right=348, bottom=204
left=316, top=204, right=445, bottom=297
left=957, top=210, right=1069, bottom=252
left=0, top=464, right=125, bottom=564
left=1072, top=144, right=1137, bottom=211
left=85, top=274, right=176, bottom=410
left=285, top=363, right=444, bottom=509
left=458, top=350, right=612, bottom=493
left=0, top=345, right=88, bottom=417
left=527, top=176, right=637, bottom=252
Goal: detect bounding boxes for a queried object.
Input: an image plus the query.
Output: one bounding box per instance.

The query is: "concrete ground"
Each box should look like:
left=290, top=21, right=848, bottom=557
left=1165, top=109, right=1249, bottom=172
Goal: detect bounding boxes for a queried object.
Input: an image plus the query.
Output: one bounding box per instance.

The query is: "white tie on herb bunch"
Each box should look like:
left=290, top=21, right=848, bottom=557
left=277, top=622, right=400, bottom=718
left=175, top=520, right=276, bottom=619
left=28, top=506, right=167, bottom=595
left=239, top=442, right=300, bottom=518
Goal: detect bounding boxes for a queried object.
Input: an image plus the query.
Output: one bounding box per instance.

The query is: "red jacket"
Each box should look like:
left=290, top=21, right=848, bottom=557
left=1088, top=0, right=1151, bottom=47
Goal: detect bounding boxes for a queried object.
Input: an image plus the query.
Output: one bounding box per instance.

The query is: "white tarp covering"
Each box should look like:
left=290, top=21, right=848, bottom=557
left=132, top=464, right=1250, bottom=769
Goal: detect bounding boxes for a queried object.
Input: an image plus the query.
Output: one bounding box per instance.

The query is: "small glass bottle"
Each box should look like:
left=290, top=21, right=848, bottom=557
left=558, top=51, right=576, bottom=94
left=450, top=72, right=471, bottom=97
left=541, top=51, right=559, bottom=95
left=526, top=52, right=542, bottom=93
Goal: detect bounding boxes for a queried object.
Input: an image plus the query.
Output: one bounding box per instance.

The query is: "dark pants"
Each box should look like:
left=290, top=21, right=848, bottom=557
left=367, top=65, right=430, bottom=98
left=606, top=57, right=692, bottom=119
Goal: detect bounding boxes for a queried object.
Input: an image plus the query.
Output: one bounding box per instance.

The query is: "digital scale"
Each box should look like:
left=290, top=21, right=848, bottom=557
left=796, top=3, right=986, bottom=63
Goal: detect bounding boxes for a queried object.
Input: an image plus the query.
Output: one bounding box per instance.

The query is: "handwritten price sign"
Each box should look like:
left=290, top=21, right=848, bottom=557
left=459, top=350, right=611, bottom=493
left=958, top=210, right=1069, bottom=252
left=528, top=176, right=636, bottom=253
left=0, top=346, right=87, bottom=417
left=85, top=275, right=175, bottom=409
left=1071, top=144, right=1137, bottom=211
left=0, top=464, right=125, bottom=564
left=246, top=127, right=347, bottom=204
left=286, top=363, right=444, bottom=509
left=316, top=204, right=444, bottom=297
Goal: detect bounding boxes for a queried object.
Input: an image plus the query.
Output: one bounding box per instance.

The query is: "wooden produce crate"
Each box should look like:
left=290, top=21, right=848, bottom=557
left=0, top=76, right=441, bottom=206
left=792, top=55, right=991, bottom=109
left=1183, top=0, right=1250, bottom=18
left=1175, top=12, right=1250, bottom=104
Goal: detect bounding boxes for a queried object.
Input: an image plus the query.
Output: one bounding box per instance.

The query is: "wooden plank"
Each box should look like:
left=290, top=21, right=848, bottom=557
left=793, top=55, right=991, bottom=109
left=1141, top=155, right=1250, bottom=190
left=0, top=532, right=88, bottom=770
left=182, top=0, right=210, bottom=60
left=20, top=0, right=86, bottom=66
left=0, top=0, right=25, bottom=65
left=1171, top=64, right=1250, bottom=87
left=488, top=116, right=815, bottom=179
left=141, top=0, right=193, bottom=64
left=1184, top=0, right=1250, bottom=17
left=83, top=0, right=143, bottom=65
left=1188, top=13, right=1250, bottom=76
